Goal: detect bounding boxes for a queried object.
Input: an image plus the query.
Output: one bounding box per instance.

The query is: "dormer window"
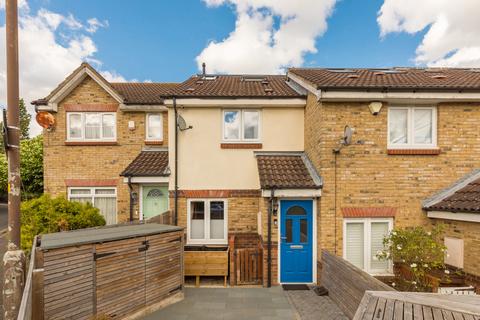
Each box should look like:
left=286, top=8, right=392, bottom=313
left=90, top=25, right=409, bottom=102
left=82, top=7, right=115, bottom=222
left=67, top=112, right=116, bottom=141
left=223, top=109, right=260, bottom=142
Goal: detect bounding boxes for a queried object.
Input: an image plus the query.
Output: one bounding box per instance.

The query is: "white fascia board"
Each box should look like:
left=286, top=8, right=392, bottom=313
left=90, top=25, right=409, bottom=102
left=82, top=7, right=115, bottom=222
left=49, top=67, right=124, bottom=112
left=427, top=211, right=480, bottom=223
left=318, top=91, right=480, bottom=103
left=163, top=98, right=306, bottom=107
left=123, top=176, right=169, bottom=184
left=261, top=189, right=321, bottom=198
left=120, top=105, right=168, bottom=112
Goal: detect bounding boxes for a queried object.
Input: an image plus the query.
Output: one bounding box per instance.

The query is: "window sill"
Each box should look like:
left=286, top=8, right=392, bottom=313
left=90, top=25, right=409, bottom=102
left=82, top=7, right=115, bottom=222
left=144, top=140, right=164, bottom=146
left=220, top=143, right=262, bottom=149
left=65, top=141, right=118, bottom=146
left=387, top=148, right=440, bottom=155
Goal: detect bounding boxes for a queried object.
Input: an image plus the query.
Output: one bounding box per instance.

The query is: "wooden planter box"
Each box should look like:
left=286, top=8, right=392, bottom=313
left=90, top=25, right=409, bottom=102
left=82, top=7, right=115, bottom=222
left=184, top=248, right=229, bottom=287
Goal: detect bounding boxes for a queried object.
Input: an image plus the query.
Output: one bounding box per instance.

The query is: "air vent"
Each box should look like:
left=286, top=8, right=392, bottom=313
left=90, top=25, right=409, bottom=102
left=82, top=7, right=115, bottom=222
left=264, top=88, right=274, bottom=92
left=347, top=74, right=359, bottom=79
left=431, top=74, right=447, bottom=79
left=203, top=75, right=217, bottom=81
left=185, top=88, right=195, bottom=92
left=196, top=80, right=204, bottom=85
left=374, top=72, right=385, bottom=76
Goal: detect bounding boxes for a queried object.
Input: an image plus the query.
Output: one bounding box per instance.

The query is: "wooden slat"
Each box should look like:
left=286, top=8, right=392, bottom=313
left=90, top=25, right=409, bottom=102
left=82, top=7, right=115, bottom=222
left=394, top=300, right=404, bottom=320
left=413, top=303, right=424, bottom=320
left=384, top=298, right=395, bottom=320
left=432, top=308, right=445, bottom=320
left=423, top=305, right=434, bottom=320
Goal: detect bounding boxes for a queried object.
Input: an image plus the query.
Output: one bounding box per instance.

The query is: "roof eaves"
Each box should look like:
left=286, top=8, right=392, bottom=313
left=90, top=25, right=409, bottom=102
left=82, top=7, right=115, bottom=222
left=422, top=168, right=480, bottom=210
left=301, top=153, right=323, bottom=188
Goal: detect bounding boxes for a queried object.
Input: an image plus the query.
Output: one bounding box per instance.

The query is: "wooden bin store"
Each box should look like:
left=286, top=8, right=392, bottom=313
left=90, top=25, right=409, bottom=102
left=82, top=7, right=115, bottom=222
left=37, top=223, right=184, bottom=320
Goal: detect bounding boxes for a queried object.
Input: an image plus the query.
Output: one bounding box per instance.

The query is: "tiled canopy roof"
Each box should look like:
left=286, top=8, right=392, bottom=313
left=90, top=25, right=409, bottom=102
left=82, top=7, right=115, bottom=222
left=255, top=152, right=322, bottom=189
left=110, top=82, right=178, bottom=104
left=120, top=151, right=169, bottom=177
left=289, top=68, right=480, bottom=91
left=169, top=75, right=304, bottom=98
left=423, top=170, right=480, bottom=213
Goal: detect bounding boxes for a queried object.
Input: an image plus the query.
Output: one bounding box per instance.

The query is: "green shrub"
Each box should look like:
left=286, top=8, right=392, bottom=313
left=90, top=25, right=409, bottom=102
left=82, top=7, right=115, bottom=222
left=21, top=194, right=106, bottom=252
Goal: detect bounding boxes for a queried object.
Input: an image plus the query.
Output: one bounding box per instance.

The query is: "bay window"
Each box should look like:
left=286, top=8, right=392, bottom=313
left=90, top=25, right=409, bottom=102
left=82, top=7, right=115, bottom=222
left=67, top=112, right=116, bottom=141
left=388, top=106, right=436, bottom=149
left=68, top=187, right=117, bottom=225
left=223, top=110, right=260, bottom=142
left=187, top=199, right=227, bottom=244
left=343, top=218, right=393, bottom=274
left=146, top=113, right=163, bottom=141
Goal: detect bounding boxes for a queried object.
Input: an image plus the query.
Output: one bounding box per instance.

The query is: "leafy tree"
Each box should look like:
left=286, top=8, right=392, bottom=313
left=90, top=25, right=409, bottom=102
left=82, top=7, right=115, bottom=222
left=21, top=194, right=106, bottom=253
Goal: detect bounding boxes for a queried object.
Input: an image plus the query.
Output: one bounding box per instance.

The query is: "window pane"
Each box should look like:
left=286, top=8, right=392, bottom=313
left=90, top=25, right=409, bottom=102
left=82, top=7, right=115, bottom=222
left=285, top=219, right=293, bottom=243
left=300, top=219, right=308, bottom=243
left=85, top=114, right=101, bottom=139
left=210, top=201, right=224, bottom=239
left=345, top=223, right=364, bottom=269
left=94, top=196, right=116, bottom=225
left=68, top=114, right=82, bottom=139
left=224, top=111, right=240, bottom=140
left=389, top=109, right=408, bottom=144
left=243, top=110, right=259, bottom=140
left=70, top=189, right=91, bottom=195
left=190, top=201, right=205, bottom=239
left=287, top=206, right=306, bottom=216
left=102, top=114, right=115, bottom=139
left=147, top=114, right=162, bottom=139
left=70, top=197, right=92, bottom=204
left=370, top=222, right=389, bottom=271
left=95, top=189, right=115, bottom=195
left=414, top=109, right=433, bottom=144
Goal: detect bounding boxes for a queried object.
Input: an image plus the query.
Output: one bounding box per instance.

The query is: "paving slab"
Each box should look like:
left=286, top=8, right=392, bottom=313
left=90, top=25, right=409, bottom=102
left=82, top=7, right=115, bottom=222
left=285, top=290, right=349, bottom=320
left=144, top=287, right=298, bottom=320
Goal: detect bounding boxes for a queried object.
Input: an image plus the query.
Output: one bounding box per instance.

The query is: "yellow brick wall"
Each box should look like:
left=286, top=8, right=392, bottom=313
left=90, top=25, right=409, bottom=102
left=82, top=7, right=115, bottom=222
left=44, top=76, right=168, bottom=222
left=304, top=93, right=480, bottom=276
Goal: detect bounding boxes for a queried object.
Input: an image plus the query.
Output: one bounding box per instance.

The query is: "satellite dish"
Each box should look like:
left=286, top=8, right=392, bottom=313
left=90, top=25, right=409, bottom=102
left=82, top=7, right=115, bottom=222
left=343, top=125, right=353, bottom=145
left=36, top=111, right=55, bottom=129
left=177, top=114, right=192, bottom=131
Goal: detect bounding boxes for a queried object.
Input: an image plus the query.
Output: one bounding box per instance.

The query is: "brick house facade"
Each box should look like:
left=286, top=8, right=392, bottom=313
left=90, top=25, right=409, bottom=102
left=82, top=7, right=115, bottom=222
left=35, top=64, right=480, bottom=288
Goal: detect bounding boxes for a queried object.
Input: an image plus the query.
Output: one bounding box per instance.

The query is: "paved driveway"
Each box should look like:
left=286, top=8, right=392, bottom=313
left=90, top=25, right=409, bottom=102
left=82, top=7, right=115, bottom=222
left=144, top=287, right=297, bottom=320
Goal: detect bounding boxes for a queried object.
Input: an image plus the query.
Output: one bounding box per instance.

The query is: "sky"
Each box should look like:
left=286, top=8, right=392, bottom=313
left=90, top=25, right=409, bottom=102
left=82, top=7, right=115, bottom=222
left=0, top=0, right=480, bottom=134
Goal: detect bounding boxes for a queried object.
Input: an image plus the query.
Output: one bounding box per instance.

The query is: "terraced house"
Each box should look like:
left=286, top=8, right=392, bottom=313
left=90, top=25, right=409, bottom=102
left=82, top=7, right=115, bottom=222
left=33, top=64, right=480, bottom=288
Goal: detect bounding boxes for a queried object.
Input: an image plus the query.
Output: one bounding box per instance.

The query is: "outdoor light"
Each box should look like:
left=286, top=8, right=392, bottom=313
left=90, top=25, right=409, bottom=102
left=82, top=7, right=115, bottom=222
left=273, top=201, right=279, bottom=216
left=368, top=101, right=383, bottom=115
left=128, top=120, right=135, bottom=130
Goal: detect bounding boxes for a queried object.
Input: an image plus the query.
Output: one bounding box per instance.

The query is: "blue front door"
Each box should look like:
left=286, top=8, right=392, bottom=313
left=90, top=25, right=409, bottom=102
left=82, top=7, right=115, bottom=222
left=280, top=200, right=313, bottom=283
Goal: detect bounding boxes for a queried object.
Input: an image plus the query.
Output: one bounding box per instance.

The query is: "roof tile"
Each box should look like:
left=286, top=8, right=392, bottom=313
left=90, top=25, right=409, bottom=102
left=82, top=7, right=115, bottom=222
left=120, top=151, right=169, bottom=177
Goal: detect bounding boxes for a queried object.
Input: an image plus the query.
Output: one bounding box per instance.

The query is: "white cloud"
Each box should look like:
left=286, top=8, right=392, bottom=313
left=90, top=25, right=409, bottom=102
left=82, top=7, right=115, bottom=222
left=0, top=2, right=122, bottom=135
left=86, top=18, right=108, bottom=33
left=197, top=0, right=337, bottom=74
left=378, top=0, right=480, bottom=67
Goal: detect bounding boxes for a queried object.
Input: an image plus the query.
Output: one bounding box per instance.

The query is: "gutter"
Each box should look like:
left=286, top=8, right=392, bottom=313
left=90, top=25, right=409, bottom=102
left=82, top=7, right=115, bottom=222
left=127, top=176, right=134, bottom=222
left=267, top=188, right=276, bottom=287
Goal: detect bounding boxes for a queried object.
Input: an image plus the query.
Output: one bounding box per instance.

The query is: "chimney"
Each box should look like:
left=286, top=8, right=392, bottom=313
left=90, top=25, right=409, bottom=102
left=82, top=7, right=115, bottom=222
left=202, top=62, right=206, bottom=77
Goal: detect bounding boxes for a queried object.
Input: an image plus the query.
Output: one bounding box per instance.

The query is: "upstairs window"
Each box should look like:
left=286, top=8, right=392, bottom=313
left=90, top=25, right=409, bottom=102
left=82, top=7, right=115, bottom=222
left=388, top=106, right=436, bottom=149
left=223, top=110, right=260, bottom=142
left=67, top=112, right=116, bottom=141
left=146, top=113, right=163, bottom=141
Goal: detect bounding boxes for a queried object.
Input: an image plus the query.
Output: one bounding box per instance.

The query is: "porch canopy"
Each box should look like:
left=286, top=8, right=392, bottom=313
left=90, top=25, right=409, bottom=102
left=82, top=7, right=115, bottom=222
left=120, top=149, right=169, bottom=183
left=255, top=151, right=322, bottom=197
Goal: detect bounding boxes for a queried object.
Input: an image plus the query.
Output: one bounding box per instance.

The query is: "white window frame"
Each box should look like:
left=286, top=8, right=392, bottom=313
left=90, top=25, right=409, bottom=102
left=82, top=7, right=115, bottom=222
left=66, top=112, right=117, bottom=142
left=145, top=113, right=163, bottom=141
left=187, top=199, right=228, bottom=245
left=68, top=187, right=117, bottom=224
left=222, top=109, right=261, bottom=143
left=387, top=106, right=437, bottom=149
left=343, top=217, right=393, bottom=275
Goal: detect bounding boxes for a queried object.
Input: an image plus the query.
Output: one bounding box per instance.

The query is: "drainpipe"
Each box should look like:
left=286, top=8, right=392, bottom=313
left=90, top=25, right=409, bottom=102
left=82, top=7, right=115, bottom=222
left=127, top=176, right=134, bottom=222
left=173, top=96, right=178, bottom=226
left=267, top=187, right=275, bottom=287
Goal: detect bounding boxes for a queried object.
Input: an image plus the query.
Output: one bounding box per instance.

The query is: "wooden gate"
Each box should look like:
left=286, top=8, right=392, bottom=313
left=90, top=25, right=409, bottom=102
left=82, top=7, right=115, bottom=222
left=234, top=247, right=263, bottom=285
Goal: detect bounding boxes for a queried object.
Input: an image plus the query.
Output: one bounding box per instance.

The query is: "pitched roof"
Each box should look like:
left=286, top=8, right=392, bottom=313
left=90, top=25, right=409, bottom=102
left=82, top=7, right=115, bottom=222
left=111, top=82, right=178, bottom=104
left=169, top=75, right=304, bottom=98
left=120, top=150, right=169, bottom=177
left=423, top=169, right=480, bottom=213
left=289, top=68, right=480, bottom=91
left=255, top=152, right=322, bottom=189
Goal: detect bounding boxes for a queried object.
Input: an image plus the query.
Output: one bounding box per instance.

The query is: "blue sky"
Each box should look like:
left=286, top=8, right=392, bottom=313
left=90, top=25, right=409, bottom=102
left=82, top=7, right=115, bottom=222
left=18, top=0, right=424, bottom=83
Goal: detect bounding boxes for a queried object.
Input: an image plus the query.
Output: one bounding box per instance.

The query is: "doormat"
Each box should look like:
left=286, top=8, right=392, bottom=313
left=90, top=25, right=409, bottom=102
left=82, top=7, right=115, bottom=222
left=282, top=284, right=310, bottom=291
left=312, top=286, right=328, bottom=296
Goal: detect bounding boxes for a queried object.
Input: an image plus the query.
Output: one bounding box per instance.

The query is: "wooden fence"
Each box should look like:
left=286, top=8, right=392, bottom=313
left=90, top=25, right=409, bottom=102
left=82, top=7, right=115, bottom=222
left=320, top=250, right=394, bottom=319
left=147, top=210, right=174, bottom=225
left=235, top=247, right=263, bottom=285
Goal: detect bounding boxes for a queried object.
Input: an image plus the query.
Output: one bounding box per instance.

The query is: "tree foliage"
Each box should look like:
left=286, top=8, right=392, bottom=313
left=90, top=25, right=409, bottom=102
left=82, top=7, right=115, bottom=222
left=21, top=194, right=106, bottom=253
left=377, top=225, right=448, bottom=291
left=0, top=98, right=32, bottom=151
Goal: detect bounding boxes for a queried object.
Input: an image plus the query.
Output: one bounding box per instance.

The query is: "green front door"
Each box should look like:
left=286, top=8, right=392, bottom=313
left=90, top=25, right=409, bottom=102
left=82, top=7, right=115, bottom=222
left=142, top=185, right=169, bottom=220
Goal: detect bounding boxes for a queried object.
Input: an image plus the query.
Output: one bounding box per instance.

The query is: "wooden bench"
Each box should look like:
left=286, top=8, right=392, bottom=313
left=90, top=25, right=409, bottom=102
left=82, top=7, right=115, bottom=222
left=184, top=249, right=229, bottom=287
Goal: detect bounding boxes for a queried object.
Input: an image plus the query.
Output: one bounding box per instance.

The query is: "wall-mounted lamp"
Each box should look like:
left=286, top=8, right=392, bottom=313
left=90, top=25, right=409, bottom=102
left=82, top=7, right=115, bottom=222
left=368, top=101, right=383, bottom=115
left=128, top=120, right=135, bottom=130
left=273, top=201, right=279, bottom=216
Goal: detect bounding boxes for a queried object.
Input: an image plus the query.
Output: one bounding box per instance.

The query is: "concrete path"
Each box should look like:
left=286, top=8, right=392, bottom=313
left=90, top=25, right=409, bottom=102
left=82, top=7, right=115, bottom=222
left=285, top=290, right=348, bottom=320
left=144, top=287, right=298, bottom=320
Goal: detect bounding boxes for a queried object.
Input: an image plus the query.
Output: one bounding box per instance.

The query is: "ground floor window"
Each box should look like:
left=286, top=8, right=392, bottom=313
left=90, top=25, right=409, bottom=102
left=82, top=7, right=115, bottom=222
left=343, top=218, right=393, bottom=274
left=187, top=199, right=227, bottom=245
left=68, top=187, right=117, bottom=225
